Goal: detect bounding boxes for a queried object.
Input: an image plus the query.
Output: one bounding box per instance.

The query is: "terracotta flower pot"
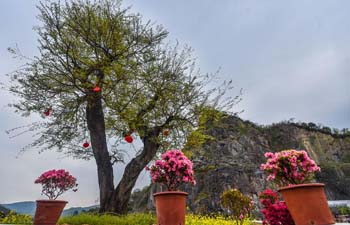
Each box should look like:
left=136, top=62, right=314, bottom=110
left=154, top=191, right=188, bottom=225
left=34, top=200, right=67, bottom=225
left=278, top=183, right=335, bottom=225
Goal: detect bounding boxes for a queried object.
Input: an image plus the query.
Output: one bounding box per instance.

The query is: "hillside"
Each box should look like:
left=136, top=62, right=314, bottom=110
left=1, top=201, right=98, bottom=216
left=183, top=115, right=350, bottom=213
left=2, top=201, right=36, bottom=216
left=62, top=205, right=99, bottom=216
left=131, top=114, right=350, bottom=214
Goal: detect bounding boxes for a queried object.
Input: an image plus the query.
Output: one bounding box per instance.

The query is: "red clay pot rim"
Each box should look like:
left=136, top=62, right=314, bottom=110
left=278, top=183, right=325, bottom=192
left=36, top=199, right=68, bottom=203
left=153, top=191, right=188, bottom=197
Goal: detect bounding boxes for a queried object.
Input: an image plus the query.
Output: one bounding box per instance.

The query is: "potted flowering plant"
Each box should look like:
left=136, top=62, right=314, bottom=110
left=146, top=149, right=196, bottom=225
left=260, top=149, right=335, bottom=225
left=33, top=169, right=78, bottom=225
left=259, top=189, right=295, bottom=225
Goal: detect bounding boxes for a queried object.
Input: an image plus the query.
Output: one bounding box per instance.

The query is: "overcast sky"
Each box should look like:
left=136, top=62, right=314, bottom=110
left=0, top=0, right=349, bottom=208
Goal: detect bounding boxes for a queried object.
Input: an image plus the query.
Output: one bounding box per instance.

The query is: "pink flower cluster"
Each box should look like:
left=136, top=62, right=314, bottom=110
left=260, top=149, right=321, bottom=186
left=146, top=149, right=196, bottom=191
left=259, top=189, right=295, bottom=225
left=239, top=199, right=255, bottom=221
left=35, top=169, right=78, bottom=200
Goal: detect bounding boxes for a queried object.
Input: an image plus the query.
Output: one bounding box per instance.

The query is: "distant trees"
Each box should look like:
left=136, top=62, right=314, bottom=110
left=282, top=119, right=349, bottom=138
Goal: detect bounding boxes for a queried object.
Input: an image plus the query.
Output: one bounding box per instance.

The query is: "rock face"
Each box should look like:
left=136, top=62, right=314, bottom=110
left=182, top=115, right=350, bottom=214
left=130, top=115, right=350, bottom=214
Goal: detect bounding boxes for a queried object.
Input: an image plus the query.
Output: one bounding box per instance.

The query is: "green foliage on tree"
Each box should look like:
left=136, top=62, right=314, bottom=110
left=5, top=0, right=239, bottom=213
left=182, top=108, right=226, bottom=158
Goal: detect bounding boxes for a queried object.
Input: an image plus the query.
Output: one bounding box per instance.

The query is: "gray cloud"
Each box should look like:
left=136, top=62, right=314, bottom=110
left=125, top=0, right=350, bottom=128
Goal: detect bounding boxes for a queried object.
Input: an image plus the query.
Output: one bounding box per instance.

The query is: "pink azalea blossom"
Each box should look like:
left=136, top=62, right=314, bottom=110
left=145, top=149, right=196, bottom=191
left=35, top=169, right=78, bottom=200
left=260, top=149, right=321, bottom=186
left=259, top=189, right=295, bottom=225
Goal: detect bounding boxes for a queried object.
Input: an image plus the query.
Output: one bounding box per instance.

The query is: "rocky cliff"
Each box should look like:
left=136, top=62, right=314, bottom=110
left=130, top=113, right=350, bottom=214
left=182, top=114, right=350, bottom=214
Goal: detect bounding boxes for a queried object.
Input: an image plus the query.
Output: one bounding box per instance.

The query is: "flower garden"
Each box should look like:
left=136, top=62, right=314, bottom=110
left=3, top=0, right=349, bottom=224
left=0, top=148, right=348, bottom=225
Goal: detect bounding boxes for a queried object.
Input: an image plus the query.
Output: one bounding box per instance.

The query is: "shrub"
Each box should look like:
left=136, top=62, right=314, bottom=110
left=339, top=206, right=350, bottom=215
left=331, top=205, right=350, bottom=216
left=259, top=189, right=294, bottom=225
left=186, top=214, right=253, bottom=225
left=59, top=213, right=255, bottom=225
left=0, top=211, right=6, bottom=219
left=59, top=213, right=155, bottom=225
left=0, top=211, right=32, bottom=224
left=220, top=188, right=254, bottom=225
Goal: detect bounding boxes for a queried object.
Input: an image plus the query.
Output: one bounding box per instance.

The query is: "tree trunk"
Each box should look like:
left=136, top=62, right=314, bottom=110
left=87, top=94, right=161, bottom=214
left=86, top=95, right=115, bottom=213
left=111, top=127, right=161, bottom=214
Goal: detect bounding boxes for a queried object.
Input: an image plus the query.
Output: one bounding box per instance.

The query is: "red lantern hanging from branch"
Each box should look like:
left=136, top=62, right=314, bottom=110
left=43, top=107, right=52, bottom=116
left=163, top=129, right=170, bottom=136
left=124, top=135, right=133, bottom=143
left=82, top=142, right=90, bottom=148
left=93, top=86, right=101, bottom=92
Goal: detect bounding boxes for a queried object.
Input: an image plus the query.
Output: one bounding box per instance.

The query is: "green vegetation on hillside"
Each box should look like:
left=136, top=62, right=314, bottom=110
left=183, top=108, right=226, bottom=158
left=275, top=120, right=350, bottom=138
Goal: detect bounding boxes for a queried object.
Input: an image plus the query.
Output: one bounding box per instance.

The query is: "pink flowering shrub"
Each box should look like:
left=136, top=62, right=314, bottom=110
left=35, top=169, right=78, bottom=200
left=259, top=189, right=295, bottom=225
left=260, top=149, right=321, bottom=186
left=146, top=149, right=196, bottom=191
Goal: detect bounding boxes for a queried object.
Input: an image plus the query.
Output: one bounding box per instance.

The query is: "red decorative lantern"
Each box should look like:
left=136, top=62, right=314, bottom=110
left=163, top=129, right=170, bottom=136
left=83, top=142, right=90, bottom=148
left=43, top=107, right=52, bottom=116
left=93, top=86, right=101, bottom=92
left=124, top=135, right=133, bottom=143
